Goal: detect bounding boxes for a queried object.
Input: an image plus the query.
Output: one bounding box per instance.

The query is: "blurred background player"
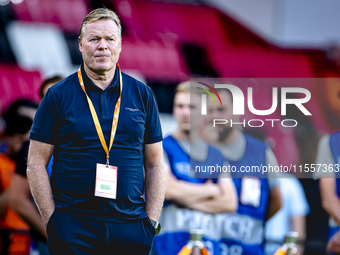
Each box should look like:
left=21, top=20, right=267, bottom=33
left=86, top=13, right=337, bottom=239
left=264, top=172, right=310, bottom=255
left=0, top=99, right=46, bottom=254
left=315, top=131, right=340, bottom=252
left=39, top=75, right=64, bottom=100
left=0, top=100, right=37, bottom=156
left=152, top=82, right=237, bottom=255
left=204, top=89, right=282, bottom=255
left=5, top=76, right=64, bottom=255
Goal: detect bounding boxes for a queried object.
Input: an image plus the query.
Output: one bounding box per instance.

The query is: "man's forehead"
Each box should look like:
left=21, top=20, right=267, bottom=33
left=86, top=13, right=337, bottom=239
left=174, top=98, right=190, bottom=105
left=218, top=90, right=232, bottom=101
left=208, top=90, right=231, bottom=104
left=190, top=94, right=201, bottom=103
left=84, top=19, right=119, bottom=35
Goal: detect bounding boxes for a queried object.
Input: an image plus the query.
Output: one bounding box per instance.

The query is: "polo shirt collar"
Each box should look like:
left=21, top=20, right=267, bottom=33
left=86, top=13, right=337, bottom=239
left=80, top=64, right=119, bottom=91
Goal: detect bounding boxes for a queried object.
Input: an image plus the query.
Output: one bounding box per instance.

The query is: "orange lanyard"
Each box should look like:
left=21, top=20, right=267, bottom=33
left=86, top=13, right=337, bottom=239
left=77, top=64, right=123, bottom=165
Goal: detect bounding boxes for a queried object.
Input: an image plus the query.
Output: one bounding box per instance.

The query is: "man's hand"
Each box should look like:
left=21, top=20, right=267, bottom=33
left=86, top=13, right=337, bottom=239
left=189, top=178, right=237, bottom=214
left=164, top=169, right=221, bottom=207
left=327, top=231, right=340, bottom=253
left=203, top=179, right=220, bottom=198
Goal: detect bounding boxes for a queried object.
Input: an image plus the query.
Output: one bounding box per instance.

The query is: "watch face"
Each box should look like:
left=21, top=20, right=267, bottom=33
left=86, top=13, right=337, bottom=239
left=155, top=223, right=161, bottom=235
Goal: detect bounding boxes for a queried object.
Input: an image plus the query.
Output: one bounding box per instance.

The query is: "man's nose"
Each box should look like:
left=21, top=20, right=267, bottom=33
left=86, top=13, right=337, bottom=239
left=210, top=108, right=219, bottom=119
left=98, top=39, right=108, bottom=50
left=183, top=106, right=190, bottom=116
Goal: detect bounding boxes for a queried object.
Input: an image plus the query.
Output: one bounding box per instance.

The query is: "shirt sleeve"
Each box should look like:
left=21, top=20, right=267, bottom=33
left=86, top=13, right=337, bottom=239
left=287, top=178, right=310, bottom=217
left=144, top=86, right=163, bottom=144
left=219, top=160, right=231, bottom=178
left=266, top=148, right=280, bottom=189
left=11, top=140, right=29, bottom=177
left=314, top=134, right=335, bottom=179
left=30, top=89, right=60, bottom=145
left=163, top=150, right=170, bottom=166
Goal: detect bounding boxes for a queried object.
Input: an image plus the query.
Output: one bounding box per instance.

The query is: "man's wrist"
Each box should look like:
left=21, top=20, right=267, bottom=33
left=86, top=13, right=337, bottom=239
left=43, top=206, right=55, bottom=226
left=147, top=218, right=161, bottom=235
left=147, top=214, right=159, bottom=222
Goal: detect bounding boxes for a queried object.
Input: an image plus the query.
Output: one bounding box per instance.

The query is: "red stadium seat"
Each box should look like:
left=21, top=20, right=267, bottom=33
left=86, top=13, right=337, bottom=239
left=115, top=0, right=227, bottom=46
left=12, top=0, right=89, bottom=33
left=119, top=37, right=188, bottom=80
left=0, top=64, right=41, bottom=112
left=207, top=47, right=314, bottom=78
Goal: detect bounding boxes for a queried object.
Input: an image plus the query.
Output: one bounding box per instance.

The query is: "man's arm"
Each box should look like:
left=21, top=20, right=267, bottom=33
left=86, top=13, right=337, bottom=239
left=144, top=141, right=166, bottom=221
left=266, top=185, right=282, bottom=220
left=189, top=178, right=238, bottom=214
left=165, top=167, right=220, bottom=206
left=9, top=173, right=47, bottom=239
left=26, top=139, right=54, bottom=227
left=327, top=230, right=340, bottom=253
left=320, top=178, right=340, bottom=226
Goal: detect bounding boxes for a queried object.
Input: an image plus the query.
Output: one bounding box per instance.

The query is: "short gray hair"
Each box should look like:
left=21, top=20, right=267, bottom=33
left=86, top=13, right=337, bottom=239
left=79, top=8, right=122, bottom=41
left=175, top=81, right=206, bottom=96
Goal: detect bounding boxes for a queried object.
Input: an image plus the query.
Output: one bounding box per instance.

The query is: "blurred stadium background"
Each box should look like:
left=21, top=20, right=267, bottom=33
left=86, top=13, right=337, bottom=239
left=1, top=0, right=340, bottom=254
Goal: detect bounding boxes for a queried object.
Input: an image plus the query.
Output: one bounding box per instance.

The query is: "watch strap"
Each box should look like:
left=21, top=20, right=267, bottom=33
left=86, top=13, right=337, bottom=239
left=148, top=218, right=161, bottom=235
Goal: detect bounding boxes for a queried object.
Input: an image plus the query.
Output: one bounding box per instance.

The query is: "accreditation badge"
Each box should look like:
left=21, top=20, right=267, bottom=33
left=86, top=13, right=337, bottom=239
left=95, top=163, right=117, bottom=199
left=240, top=177, right=261, bottom=207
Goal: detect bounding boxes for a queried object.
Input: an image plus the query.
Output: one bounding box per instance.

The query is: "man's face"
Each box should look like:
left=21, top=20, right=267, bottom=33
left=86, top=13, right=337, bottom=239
left=173, top=92, right=202, bottom=132
left=79, top=19, right=121, bottom=73
left=207, top=90, right=235, bottom=140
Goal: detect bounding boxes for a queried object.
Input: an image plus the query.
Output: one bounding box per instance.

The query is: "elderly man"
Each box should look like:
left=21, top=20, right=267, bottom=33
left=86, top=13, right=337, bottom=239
left=27, top=8, right=166, bottom=254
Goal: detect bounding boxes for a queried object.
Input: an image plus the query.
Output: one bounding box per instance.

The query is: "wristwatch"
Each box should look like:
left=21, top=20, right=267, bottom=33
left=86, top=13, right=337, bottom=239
left=148, top=218, right=161, bottom=235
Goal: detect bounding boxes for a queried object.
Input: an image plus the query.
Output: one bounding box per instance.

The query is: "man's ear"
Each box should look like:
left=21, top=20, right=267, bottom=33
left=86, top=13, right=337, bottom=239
left=79, top=37, right=83, bottom=53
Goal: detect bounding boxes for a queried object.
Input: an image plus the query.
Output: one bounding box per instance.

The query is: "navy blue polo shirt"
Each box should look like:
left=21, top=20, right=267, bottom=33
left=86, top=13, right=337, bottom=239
left=30, top=65, right=163, bottom=222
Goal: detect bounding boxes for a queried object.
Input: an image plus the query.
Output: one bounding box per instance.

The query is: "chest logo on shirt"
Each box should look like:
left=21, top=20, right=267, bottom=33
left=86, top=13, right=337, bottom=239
left=240, top=177, right=261, bottom=207
left=125, top=107, right=139, bottom=112
left=175, top=162, right=190, bottom=176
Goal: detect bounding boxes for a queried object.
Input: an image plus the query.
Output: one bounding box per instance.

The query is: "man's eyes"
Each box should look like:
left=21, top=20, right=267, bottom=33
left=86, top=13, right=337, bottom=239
left=90, top=38, right=115, bottom=41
